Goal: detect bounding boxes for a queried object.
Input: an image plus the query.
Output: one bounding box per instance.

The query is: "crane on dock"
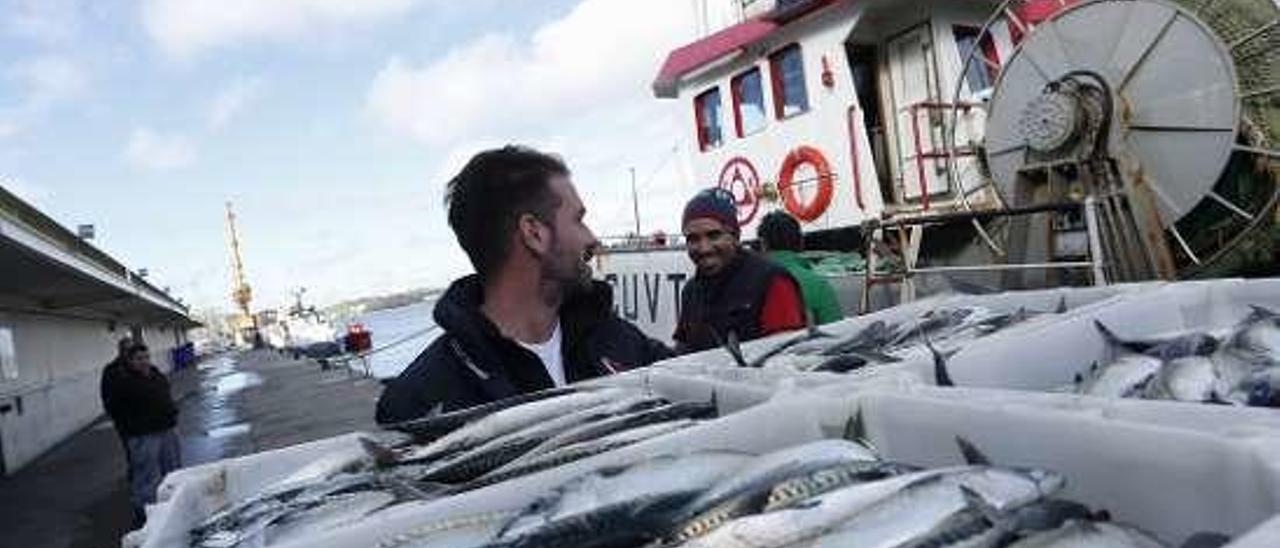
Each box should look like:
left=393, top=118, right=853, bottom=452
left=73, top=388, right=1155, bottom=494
left=225, top=201, right=259, bottom=347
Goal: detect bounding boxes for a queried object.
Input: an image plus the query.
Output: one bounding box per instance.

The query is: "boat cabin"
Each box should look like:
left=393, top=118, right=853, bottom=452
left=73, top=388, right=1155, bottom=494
left=654, top=0, right=1076, bottom=236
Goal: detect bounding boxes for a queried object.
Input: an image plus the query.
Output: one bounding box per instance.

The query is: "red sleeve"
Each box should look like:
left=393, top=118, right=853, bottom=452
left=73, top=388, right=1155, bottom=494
left=758, top=275, right=805, bottom=335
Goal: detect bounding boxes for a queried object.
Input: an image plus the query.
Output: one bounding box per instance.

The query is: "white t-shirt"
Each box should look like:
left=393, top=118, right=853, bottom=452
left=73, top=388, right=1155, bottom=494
left=517, top=320, right=567, bottom=387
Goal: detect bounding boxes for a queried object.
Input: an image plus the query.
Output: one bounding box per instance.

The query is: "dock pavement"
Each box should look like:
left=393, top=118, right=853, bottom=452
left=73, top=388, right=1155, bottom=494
left=0, top=349, right=385, bottom=548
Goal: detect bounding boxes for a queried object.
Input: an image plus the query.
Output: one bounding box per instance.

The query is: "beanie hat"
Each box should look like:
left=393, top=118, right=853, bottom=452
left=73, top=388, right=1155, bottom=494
left=682, top=188, right=739, bottom=233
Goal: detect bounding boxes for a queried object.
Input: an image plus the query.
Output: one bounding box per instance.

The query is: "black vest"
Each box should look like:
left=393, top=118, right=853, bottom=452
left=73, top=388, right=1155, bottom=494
left=676, top=251, right=793, bottom=354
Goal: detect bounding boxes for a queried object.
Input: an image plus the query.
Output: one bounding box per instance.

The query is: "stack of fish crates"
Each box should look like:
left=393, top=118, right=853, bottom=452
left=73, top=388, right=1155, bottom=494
left=130, top=278, right=1280, bottom=548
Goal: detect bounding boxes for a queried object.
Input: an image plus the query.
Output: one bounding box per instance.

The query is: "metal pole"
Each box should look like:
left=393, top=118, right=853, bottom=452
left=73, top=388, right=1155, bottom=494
left=1083, top=195, right=1108, bottom=286
left=630, top=167, right=641, bottom=236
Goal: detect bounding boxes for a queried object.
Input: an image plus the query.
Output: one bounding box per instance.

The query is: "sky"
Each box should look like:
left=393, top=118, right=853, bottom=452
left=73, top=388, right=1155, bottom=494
left=0, top=0, right=742, bottom=312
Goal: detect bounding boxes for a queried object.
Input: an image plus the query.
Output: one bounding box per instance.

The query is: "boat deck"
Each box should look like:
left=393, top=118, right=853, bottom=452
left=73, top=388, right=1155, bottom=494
left=0, top=349, right=383, bottom=548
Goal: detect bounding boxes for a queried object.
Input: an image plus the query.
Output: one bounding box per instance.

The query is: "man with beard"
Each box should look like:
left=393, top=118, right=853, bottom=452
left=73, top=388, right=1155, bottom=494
left=674, top=189, right=806, bottom=354
left=376, top=146, right=672, bottom=423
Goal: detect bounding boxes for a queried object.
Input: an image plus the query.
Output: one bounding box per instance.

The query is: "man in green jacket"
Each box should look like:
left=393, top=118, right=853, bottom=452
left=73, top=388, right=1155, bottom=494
left=757, top=210, right=844, bottom=325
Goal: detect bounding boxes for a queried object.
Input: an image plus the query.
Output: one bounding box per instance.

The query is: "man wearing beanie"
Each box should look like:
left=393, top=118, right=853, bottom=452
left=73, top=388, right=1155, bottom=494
left=674, top=188, right=806, bottom=354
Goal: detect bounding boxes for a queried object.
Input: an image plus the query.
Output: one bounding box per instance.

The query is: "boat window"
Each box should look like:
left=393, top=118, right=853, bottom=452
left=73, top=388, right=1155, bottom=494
left=694, top=87, right=724, bottom=151
left=731, top=67, right=766, bottom=137
left=953, top=26, right=1000, bottom=93
left=769, top=44, right=809, bottom=119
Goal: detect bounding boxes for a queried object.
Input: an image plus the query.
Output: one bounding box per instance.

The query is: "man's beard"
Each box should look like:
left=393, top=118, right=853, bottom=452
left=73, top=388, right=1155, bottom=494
left=541, top=240, right=594, bottom=298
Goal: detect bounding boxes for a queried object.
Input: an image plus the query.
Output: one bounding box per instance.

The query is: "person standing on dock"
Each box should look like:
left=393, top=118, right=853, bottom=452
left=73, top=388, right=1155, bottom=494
left=375, top=145, right=672, bottom=423
left=758, top=210, right=843, bottom=325
left=674, top=189, right=806, bottom=355
left=99, top=343, right=181, bottom=526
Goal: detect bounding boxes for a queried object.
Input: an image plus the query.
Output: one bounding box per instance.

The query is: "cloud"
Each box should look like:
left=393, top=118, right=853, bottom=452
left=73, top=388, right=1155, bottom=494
left=9, top=55, right=88, bottom=110
left=364, top=0, right=695, bottom=146
left=123, top=127, right=196, bottom=171
left=141, top=0, right=418, bottom=57
left=208, top=77, right=263, bottom=129
left=2, top=0, right=81, bottom=44
left=0, top=121, right=19, bottom=139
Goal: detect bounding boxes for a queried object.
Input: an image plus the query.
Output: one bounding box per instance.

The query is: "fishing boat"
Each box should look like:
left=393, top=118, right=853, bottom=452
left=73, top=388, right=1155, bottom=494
left=596, top=0, right=1279, bottom=342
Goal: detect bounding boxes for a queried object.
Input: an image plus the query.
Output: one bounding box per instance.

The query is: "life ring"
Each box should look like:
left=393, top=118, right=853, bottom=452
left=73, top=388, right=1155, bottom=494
left=777, top=145, right=834, bottom=222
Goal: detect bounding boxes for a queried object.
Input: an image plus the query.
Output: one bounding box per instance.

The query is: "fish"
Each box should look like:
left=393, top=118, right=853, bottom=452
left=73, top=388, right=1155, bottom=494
left=411, top=395, right=667, bottom=484
left=820, top=320, right=898, bottom=356
left=801, top=465, right=1065, bottom=548
left=1142, top=356, right=1224, bottom=403
left=1004, top=519, right=1169, bottom=548
left=468, top=419, right=701, bottom=491
left=888, top=309, right=976, bottom=348
left=265, top=490, right=398, bottom=545
left=1075, top=356, right=1162, bottom=398
left=1094, top=321, right=1219, bottom=361
left=390, top=388, right=633, bottom=465
left=665, top=439, right=885, bottom=542
left=749, top=327, right=835, bottom=368
left=523, top=399, right=717, bottom=460
left=927, top=340, right=960, bottom=387
left=386, top=387, right=579, bottom=440
left=487, top=452, right=753, bottom=548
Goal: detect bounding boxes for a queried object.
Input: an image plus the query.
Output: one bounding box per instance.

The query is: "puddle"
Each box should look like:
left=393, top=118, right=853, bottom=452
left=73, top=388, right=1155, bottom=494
left=214, top=372, right=264, bottom=396
left=207, top=423, right=252, bottom=438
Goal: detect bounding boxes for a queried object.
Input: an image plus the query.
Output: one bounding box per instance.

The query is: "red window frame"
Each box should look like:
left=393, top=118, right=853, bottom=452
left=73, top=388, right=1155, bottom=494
left=730, top=67, right=764, bottom=138
left=768, top=43, right=808, bottom=120
left=693, top=87, right=722, bottom=152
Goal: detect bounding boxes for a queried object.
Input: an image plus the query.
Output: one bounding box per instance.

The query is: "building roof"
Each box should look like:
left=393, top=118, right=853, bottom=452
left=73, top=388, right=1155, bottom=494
left=0, top=185, right=198, bottom=328
left=652, top=0, right=841, bottom=98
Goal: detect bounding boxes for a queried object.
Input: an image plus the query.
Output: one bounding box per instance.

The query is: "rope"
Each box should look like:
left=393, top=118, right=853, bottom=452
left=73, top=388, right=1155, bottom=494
left=329, top=324, right=442, bottom=367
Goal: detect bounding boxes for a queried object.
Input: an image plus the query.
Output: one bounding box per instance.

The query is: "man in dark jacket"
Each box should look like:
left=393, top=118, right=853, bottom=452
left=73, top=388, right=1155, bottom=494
left=376, top=146, right=672, bottom=424
left=674, top=190, right=806, bottom=354
left=99, top=343, right=181, bottom=526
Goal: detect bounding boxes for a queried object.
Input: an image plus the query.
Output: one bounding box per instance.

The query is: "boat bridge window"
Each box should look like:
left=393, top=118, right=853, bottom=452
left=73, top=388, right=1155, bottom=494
left=952, top=26, right=1000, bottom=94
left=731, top=67, right=766, bottom=137
left=694, top=87, right=724, bottom=151
left=769, top=44, right=809, bottom=119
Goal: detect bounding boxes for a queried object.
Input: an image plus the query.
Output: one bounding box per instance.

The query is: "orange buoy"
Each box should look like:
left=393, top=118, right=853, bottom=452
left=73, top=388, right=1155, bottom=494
left=777, top=145, right=834, bottom=222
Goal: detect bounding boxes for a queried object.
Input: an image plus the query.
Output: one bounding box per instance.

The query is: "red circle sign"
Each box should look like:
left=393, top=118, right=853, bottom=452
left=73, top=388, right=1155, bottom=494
left=717, top=157, right=761, bottom=226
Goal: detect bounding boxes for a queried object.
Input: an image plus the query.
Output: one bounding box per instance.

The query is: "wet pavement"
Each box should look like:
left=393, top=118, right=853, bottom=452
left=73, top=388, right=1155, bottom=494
left=0, top=349, right=384, bottom=548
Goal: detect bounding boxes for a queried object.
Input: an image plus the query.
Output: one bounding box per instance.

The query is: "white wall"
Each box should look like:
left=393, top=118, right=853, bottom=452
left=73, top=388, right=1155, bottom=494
left=0, top=310, right=184, bottom=474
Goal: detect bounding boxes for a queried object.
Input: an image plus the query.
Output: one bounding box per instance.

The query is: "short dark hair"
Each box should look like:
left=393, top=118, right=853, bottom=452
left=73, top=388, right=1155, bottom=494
left=127, top=344, right=149, bottom=357
left=445, top=146, right=569, bottom=278
left=758, top=210, right=804, bottom=251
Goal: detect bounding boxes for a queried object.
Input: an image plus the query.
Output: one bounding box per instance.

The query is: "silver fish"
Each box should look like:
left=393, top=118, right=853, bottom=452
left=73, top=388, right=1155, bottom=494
left=1094, top=321, right=1219, bottom=361
left=488, top=452, right=752, bottom=548
left=1004, top=519, right=1169, bottom=548
left=523, top=400, right=716, bottom=460
left=469, top=419, right=701, bottom=490
left=683, top=466, right=1062, bottom=548
left=1076, top=356, right=1162, bottom=398
left=386, top=387, right=580, bottom=440
left=265, top=490, right=397, bottom=545
left=804, top=466, right=1064, bottom=548
left=412, top=395, right=665, bottom=483
left=1142, top=356, right=1224, bottom=403
left=392, top=389, right=632, bottom=465
left=666, top=439, right=890, bottom=543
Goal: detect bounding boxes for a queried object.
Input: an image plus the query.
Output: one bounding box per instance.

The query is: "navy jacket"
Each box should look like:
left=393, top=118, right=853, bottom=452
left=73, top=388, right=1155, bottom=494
left=675, top=251, right=798, bottom=354
left=375, top=275, right=672, bottom=424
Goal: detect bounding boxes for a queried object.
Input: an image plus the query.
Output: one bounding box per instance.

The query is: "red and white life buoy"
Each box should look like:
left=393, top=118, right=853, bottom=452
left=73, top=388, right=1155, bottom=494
left=777, top=145, right=834, bottom=222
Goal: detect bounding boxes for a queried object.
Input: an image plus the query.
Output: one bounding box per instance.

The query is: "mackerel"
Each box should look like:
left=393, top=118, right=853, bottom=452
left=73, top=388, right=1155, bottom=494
left=386, top=387, right=579, bottom=440
left=666, top=439, right=896, bottom=543
left=1004, top=519, right=1169, bottom=548
left=391, top=388, right=632, bottom=465
left=489, top=452, right=752, bottom=547
left=412, top=395, right=665, bottom=483
left=467, top=419, right=700, bottom=491
left=522, top=400, right=716, bottom=460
